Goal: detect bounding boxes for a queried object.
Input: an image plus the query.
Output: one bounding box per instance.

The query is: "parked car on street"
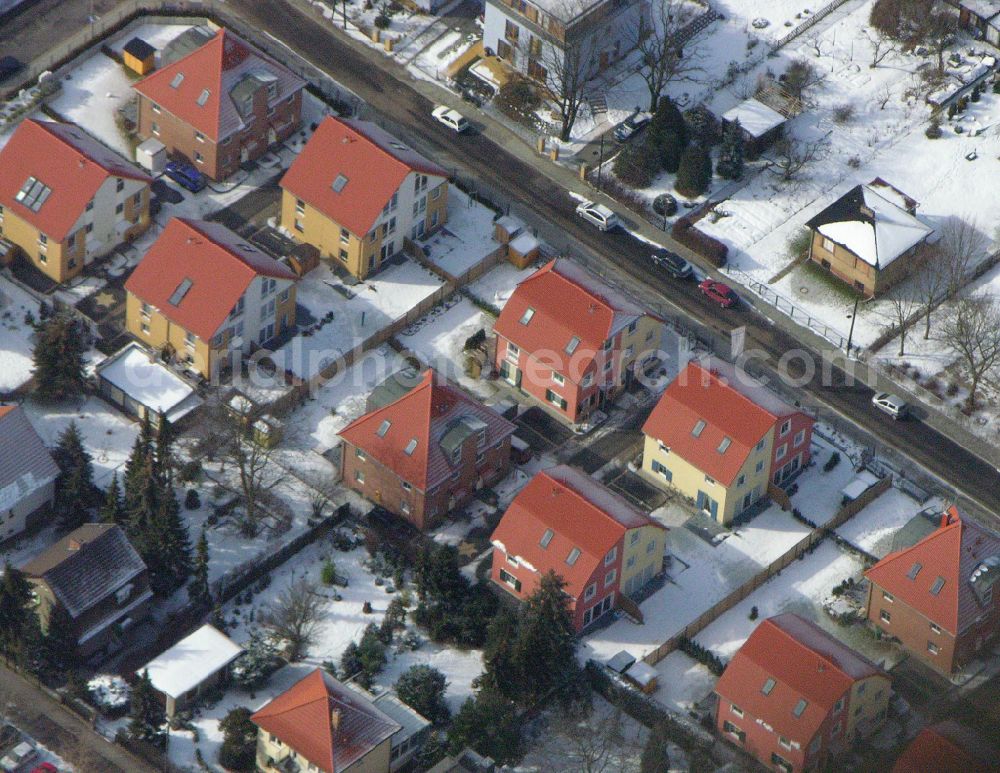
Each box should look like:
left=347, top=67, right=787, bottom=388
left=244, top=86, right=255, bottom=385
left=613, top=110, right=651, bottom=143
left=163, top=161, right=206, bottom=193
left=652, top=249, right=693, bottom=279
left=1, top=741, right=37, bottom=773
left=872, top=392, right=909, bottom=420
left=698, top=279, right=738, bottom=308
left=575, top=200, right=620, bottom=232
left=431, top=105, right=470, bottom=133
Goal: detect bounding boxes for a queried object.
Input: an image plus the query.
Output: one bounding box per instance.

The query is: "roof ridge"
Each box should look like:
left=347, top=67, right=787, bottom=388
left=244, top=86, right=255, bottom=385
left=543, top=468, right=646, bottom=535
left=690, top=361, right=785, bottom=422
left=867, top=517, right=963, bottom=573
left=180, top=218, right=276, bottom=277
left=766, top=618, right=859, bottom=681
left=550, top=259, right=622, bottom=314
left=342, top=118, right=434, bottom=176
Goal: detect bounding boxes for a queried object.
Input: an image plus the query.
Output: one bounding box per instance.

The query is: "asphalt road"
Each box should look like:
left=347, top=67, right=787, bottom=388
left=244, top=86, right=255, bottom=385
left=227, top=0, right=1000, bottom=517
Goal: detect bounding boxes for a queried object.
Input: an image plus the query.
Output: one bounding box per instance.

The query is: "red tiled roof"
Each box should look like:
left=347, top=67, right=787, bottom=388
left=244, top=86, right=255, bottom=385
left=0, top=119, right=151, bottom=242
left=338, top=370, right=516, bottom=490
left=642, top=359, right=802, bottom=486
left=280, top=116, right=448, bottom=237
left=251, top=669, right=400, bottom=773
left=490, top=465, right=665, bottom=598
left=124, top=218, right=296, bottom=341
left=494, top=259, right=658, bottom=382
left=865, top=508, right=1000, bottom=635
left=891, top=723, right=989, bottom=773
left=132, top=29, right=305, bottom=141
left=715, top=614, right=886, bottom=747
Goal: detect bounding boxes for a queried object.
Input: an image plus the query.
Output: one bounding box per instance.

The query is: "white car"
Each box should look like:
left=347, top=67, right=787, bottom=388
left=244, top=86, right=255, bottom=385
left=872, top=392, right=909, bottom=420
left=431, top=105, right=469, bottom=133
left=575, top=200, right=620, bottom=232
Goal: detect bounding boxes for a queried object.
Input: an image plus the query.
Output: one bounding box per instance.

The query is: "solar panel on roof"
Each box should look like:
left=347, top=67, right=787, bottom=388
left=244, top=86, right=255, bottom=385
left=168, top=278, right=194, bottom=306
left=15, top=176, right=52, bottom=212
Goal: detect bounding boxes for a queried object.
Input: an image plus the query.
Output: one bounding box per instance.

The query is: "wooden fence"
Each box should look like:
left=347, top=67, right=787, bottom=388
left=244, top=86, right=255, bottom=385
left=770, top=0, right=853, bottom=51
left=641, top=474, right=892, bottom=666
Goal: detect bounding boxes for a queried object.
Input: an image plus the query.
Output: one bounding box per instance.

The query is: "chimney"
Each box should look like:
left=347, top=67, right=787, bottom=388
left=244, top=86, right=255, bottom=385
left=940, top=512, right=951, bottom=528
left=67, top=539, right=82, bottom=552
left=331, top=708, right=341, bottom=731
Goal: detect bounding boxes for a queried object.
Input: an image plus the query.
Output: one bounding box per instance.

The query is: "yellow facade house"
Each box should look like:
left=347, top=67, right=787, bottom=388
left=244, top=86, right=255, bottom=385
left=0, top=119, right=152, bottom=284
left=641, top=357, right=815, bottom=526
left=280, top=116, right=449, bottom=280
left=125, top=218, right=297, bottom=380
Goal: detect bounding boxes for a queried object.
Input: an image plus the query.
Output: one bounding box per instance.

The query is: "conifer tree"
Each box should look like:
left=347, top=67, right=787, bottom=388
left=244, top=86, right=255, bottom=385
left=100, top=472, right=125, bottom=526
left=129, top=669, right=166, bottom=748
left=649, top=96, right=688, bottom=147
left=716, top=118, right=746, bottom=181
left=52, top=422, right=94, bottom=531
left=0, top=563, right=34, bottom=663
left=32, top=312, right=87, bottom=403
left=675, top=144, right=712, bottom=197
left=147, top=485, right=191, bottom=595
left=188, top=528, right=211, bottom=609
left=42, top=602, right=78, bottom=678
left=512, top=571, right=580, bottom=705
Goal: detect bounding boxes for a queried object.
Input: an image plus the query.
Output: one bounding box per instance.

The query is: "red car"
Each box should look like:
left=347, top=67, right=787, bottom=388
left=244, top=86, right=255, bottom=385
left=699, top=279, right=739, bottom=308
left=31, top=764, right=58, bottom=773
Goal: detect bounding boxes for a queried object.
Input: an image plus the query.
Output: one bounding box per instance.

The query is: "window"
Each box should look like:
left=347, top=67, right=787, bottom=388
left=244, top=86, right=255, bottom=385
left=581, top=373, right=593, bottom=387
left=692, top=419, right=706, bottom=437
left=882, top=591, right=894, bottom=602
left=565, top=336, right=580, bottom=354
left=704, top=474, right=716, bottom=485
left=737, top=474, right=746, bottom=487
left=140, top=321, right=150, bottom=334
left=355, top=449, right=366, bottom=460
left=545, top=389, right=567, bottom=410
left=927, top=641, right=940, bottom=655
left=731, top=704, right=743, bottom=717
left=402, top=481, right=412, bottom=491
left=780, top=419, right=791, bottom=437
left=261, top=277, right=276, bottom=297
left=630, top=531, right=640, bottom=545
left=184, top=330, right=196, bottom=348
left=762, top=677, right=776, bottom=695
left=584, top=583, right=596, bottom=601
left=908, top=562, right=922, bottom=580
left=603, top=358, right=614, bottom=373
left=756, top=460, right=764, bottom=473
left=355, top=470, right=365, bottom=483
left=832, top=719, right=843, bottom=736
left=930, top=622, right=941, bottom=634
left=415, top=174, right=428, bottom=193
left=723, top=721, right=744, bottom=742
left=294, top=219, right=304, bottom=233
left=779, top=736, right=792, bottom=750
left=822, top=237, right=835, bottom=252
left=340, top=227, right=350, bottom=244
left=566, top=547, right=581, bottom=566
left=756, top=438, right=766, bottom=451
left=296, top=198, right=305, bottom=215
left=506, top=342, right=519, bottom=359
left=115, top=203, right=124, bottom=214
left=626, top=555, right=635, bottom=568
left=605, top=546, right=617, bottom=565
left=151, top=121, right=160, bottom=135
left=140, top=302, right=152, bottom=318
left=834, top=697, right=844, bottom=714
left=647, top=540, right=656, bottom=554
left=880, top=609, right=891, bottom=623
left=194, top=151, right=204, bottom=164
left=476, top=451, right=485, bottom=466
left=794, top=429, right=805, bottom=447
left=377, top=419, right=391, bottom=437
left=552, top=372, right=565, bottom=386
left=717, top=437, right=732, bottom=453
left=540, top=528, right=554, bottom=548
left=229, top=295, right=244, bottom=318
left=930, top=576, right=945, bottom=595
left=195, top=131, right=205, bottom=143
left=792, top=699, right=808, bottom=717
left=519, top=307, right=535, bottom=325
left=604, top=569, right=616, bottom=586
left=339, top=249, right=348, bottom=262
left=499, top=569, right=521, bottom=592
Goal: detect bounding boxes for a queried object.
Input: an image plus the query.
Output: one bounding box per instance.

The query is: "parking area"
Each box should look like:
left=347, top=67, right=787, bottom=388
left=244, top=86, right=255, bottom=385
left=514, top=406, right=574, bottom=454
left=604, top=468, right=668, bottom=511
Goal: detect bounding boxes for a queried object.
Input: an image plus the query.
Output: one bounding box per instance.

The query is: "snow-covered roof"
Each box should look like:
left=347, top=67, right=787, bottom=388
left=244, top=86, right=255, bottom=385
left=97, top=343, right=202, bottom=421
left=140, top=624, right=243, bottom=699
left=721, top=98, right=786, bottom=139
left=808, top=184, right=932, bottom=268
left=956, top=0, right=1000, bottom=21
left=0, top=405, right=59, bottom=513
left=841, top=470, right=881, bottom=501
left=509, top=231, right=539, bottom=255
left=625, top=660, right=658, bottom=687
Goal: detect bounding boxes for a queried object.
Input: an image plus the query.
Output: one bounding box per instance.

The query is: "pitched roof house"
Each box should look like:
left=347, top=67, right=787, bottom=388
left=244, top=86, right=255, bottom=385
left=340, top=370, right=516, bottom=529
left=806, top=179, right=932, bottom=297
left=124, top=218, right=297, bottom=379
left=22, top=523, right=152, bottom=658
left=490, top=465, right=667, bottom=631
left=280, top=116, right=449, bottom=280
left=891, top=720, right=992, bottom=773
left=251, top=669, right=402, bottom=773
left=641, top=357, right=814, bottom=525
left=493, top=258, right=663, bottom=424
left=0, top=119, right=152, bottom=283
left=0, top=405, right=59, bottom=544
left=132, top=28, right=305, bottom=180
left=865, top=507, right=1000, bottom=674
left=715, top=613, right=890, bottom=773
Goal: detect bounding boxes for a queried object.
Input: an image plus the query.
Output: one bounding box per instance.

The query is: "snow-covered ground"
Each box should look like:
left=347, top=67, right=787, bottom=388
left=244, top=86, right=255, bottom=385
left=107, top=22, right=193, bottom=56
left=22, top=397, right=140, bottom=488
left=650, top=649, right=716, bottom=715
left=167, top=533, right=484, bottom=770
left=272, top=258, right=445, bottom=380
left=787, top=435, right=863, bottom=526
left=420, top=189, right=502, bottom=279
left=466, top=259, right=540, bottom=310
left=837, top=488, right=941, bottom=559
left=0, top=277, right=41, bottom=393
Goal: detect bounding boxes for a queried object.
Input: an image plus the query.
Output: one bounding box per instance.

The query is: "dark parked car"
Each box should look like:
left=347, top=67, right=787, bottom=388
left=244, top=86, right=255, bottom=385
left=613, top=111, right=651, bottom=143
left=151, top=178, right=184, bottom=203
left=0, top=56, right=23, bottom=82
left=698, top=279, right=739, bottom=308
left=164, top=161, right=206, bottom=193
left=652, top=249, right=693, bottom=279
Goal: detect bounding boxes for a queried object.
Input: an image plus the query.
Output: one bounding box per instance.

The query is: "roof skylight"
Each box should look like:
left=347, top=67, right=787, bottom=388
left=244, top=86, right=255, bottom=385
left=15, top=176, right=52, bottom=212
left=170, top=72, right=185, bottom=89
left=717, top=437, right=732, bottom=453
left=930, top=577, right=945, bottom=595
left=332, top=174, right=349, bottom=192
left=540, top=528, right=554, bottom=548
left=404, top=438, right=417, bottom=456
left=565, top=336, right=580, bottom=355
left=196, top=89, right=210, bottom=106
left=377, top=420, right=391, bottom=437
left=520, top=307, right=535, bottom=325
left=167, top=278, right=193, bottom=306
left=566, top=547, right=581, bottom=566
left=692, top=419, right=706, bottom=438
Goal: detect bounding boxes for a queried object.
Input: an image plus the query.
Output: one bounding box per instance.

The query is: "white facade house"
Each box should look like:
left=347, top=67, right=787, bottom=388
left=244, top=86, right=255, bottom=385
left=0, top=405, right=59, bottom=544
left=78, top=175, right=149, bottom=266
left=482, top=0, right=647, bottom=83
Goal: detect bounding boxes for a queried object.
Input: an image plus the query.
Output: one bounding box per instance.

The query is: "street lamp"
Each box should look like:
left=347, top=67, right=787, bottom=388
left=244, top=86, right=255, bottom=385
left=596, top=134, right=605, bottom=191
left=846, top=294, right=860, bottom=354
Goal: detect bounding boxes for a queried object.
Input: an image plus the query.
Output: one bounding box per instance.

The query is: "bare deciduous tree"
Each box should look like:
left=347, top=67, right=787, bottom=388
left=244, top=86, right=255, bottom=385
left=765, top=134, right=830, bottom=181
left=521, top=29, right=594, bottom=142
left=941, top=296, right=1000, bottom=411
left=875, top=83, right=893, bottom=110
left=913, top=247, right=949, bottom=339
left=542, top=706, right=644, bottom=773
left=630, top=0, right=706, bottom=111
left=214, top=400, right=282, bottom=532
left=938, top=216, right=988, bottom=298
left=261, top=578, right=326, bottom=661
left=885, top=292, right=920, bottom=356
left=865, top=28, right=897, bottom=68
left=924, top=11, right=958, bottom=74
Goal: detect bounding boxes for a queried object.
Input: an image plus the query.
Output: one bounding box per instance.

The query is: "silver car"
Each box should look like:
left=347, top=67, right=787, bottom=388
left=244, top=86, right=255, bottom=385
left=872, top=392, right=908, bottom=419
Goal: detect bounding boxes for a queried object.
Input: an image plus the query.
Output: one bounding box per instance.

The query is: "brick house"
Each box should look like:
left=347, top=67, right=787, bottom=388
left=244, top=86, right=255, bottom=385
left=0, top=119, right=152, bottom=283
left=805, top=178, right=932, bottom=297
left=280, top=116, right=449, bottom=280
left=865, top=507, right=1000, bottom=675
left=124, top=218, right=297, bottom=380
left=490, top=464, right=666, bottom=632
left=0, top=405, right=59, bottom=545
left=714, top=613, right=890, bottom=773
left=493, top=258, right=663, bottom=425
left=641, top=357, right=814, bottom=526
left=339, top=369, right=516, bottom=529
left=892, top=720, right=992, bottom=773
left=132, top=28, right=305, bottom=181
left=22, top=524, right=153, bottom=659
